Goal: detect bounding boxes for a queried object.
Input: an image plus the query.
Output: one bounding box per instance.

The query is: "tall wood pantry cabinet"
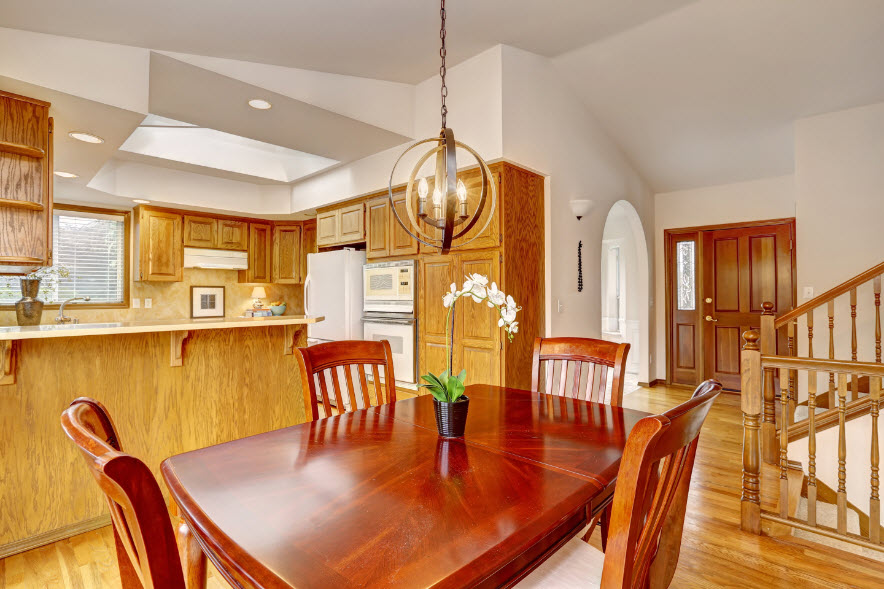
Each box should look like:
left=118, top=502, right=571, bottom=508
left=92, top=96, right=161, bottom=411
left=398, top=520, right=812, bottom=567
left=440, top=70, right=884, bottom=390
left=418, top=162, right=545, bottom=391
left=0, top=90, right=54, bottom=274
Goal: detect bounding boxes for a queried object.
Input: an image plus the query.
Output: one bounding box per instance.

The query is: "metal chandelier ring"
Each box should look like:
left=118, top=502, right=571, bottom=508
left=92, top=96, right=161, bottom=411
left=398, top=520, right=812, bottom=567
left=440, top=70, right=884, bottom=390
left=388, top=134, right=497, bottom=252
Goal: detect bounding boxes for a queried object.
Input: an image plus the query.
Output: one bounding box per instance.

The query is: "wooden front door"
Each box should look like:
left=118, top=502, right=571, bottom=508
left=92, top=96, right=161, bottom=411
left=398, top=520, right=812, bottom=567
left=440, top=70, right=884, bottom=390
left=667, top=220, right=794, bottom=390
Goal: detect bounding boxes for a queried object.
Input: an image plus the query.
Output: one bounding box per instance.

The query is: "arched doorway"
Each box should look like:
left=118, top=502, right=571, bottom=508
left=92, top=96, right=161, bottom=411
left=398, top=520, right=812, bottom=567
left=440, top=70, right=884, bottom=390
left=600, top=200, right=650, bottom=391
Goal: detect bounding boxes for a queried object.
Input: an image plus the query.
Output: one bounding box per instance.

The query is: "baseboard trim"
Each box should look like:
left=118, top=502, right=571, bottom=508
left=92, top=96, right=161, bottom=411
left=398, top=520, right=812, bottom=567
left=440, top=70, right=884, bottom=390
left=0, top=514, right=111, bottom=559
left=638, top=379, right=664, bottom=388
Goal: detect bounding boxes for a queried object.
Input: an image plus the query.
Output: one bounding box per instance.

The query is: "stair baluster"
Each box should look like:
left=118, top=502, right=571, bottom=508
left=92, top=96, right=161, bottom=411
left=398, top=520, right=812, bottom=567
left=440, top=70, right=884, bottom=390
left=829, top=301, right=836, bottom=408
left=780, top=367, right=790, bottom=518
left=851, top=288, right=859, bottom=400
left=837, top=373, right=848, bottom=534
left=871, top=377, right=881, bottom=544
left=807, top=369, right=818, bottom=526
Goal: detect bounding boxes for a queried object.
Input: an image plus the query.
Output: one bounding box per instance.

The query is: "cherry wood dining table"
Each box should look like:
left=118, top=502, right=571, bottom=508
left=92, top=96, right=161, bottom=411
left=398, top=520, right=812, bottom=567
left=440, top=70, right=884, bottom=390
left=161, top=384, right=650, bottom=588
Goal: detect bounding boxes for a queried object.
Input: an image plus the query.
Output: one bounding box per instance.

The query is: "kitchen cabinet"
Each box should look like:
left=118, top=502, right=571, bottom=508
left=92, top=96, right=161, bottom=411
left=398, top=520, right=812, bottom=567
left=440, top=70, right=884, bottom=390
left=365, top=197, right=390, bottom=259
left=183, top=215, right=216, bottom=248
left=418, top=168, right=500, bottom=252
left=135, top=208, right=183, bottom=282
left=0, top=90, right=53, bottom=273
left=316, top=202, right=365, bottom=247
left=239, top=222, right=272, bottom=283
left=420, top=252, right=501, bottom=388
left=301, top=220, right=316, bottom=281
left=272, top=223, right=303, bottom=284
left=365, top=190, right=419, bottom=260
left=217, top=219, right=248, bottom=250
left=389, top=190, right=419, bottom=256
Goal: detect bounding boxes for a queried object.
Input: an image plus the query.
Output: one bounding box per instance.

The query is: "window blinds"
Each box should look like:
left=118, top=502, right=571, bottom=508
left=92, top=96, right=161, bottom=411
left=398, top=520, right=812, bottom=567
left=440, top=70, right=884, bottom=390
left=0, top=211, right=125, bottom=305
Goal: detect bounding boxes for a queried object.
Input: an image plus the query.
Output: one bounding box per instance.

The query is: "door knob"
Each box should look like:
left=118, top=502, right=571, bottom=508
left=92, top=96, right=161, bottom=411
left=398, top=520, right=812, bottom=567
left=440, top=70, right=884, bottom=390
left=705, top=315, right=718, bottom=322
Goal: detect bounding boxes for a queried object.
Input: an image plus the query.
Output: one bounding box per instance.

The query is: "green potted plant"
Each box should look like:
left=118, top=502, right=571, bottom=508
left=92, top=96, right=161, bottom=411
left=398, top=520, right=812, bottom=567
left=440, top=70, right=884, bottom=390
left=420, top=274, right=520, bottom=437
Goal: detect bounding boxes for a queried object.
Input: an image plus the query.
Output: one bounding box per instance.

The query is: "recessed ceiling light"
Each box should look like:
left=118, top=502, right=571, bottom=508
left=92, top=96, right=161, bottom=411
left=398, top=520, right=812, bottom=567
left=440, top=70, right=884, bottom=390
left=69, top=131, right=105, bottom=144
left=54, top=171, right=79, bottom=179
left=248, top=99, right=272, bottom=110
left=132, top=199, right=151, bottom=204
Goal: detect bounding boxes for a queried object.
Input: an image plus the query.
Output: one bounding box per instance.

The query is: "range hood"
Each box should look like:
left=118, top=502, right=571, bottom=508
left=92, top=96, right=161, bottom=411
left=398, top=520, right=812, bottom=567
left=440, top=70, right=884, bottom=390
left=183, top=247, right=248, bottom=270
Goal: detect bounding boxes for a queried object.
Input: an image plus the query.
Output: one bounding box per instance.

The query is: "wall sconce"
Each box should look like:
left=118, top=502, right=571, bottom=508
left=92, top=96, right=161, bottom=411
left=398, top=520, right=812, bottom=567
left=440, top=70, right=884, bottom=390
left=569, top=199, right=594, bottom=220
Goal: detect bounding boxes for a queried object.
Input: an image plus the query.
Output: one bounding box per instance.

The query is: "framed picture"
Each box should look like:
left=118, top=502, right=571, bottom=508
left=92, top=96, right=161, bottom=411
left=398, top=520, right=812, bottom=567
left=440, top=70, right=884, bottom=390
left=191, top=286, right=225, bottom=318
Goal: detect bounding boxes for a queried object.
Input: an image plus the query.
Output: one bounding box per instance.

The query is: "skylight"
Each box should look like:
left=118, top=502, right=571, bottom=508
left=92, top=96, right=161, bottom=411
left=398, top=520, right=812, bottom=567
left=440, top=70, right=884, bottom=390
left=120, top=115, right=338, bottom=182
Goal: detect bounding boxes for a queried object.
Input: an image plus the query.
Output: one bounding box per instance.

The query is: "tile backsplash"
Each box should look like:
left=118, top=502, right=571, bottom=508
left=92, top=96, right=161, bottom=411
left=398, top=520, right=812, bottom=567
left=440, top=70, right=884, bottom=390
left=0, top=268, right=304, bottom=326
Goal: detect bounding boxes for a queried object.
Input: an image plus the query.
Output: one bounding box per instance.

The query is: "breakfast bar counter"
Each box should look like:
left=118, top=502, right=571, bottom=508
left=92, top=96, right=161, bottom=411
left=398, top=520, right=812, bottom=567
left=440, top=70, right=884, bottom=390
left=0, top=315, right=324, bottom=557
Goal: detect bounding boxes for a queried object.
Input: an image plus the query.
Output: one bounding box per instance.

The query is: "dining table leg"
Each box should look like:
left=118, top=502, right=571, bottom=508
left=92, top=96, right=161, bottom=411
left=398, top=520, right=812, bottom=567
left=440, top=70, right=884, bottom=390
left=178, top=522, right=208, bottom=589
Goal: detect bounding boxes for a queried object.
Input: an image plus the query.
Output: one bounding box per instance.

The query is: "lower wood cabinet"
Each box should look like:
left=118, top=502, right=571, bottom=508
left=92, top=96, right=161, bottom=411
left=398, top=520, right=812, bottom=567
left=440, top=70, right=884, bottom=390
left=272, top=223, right=303, bottom=284
left=239, top=222, right=272, bottom=283
left=419, top=251, right=502, bottom=387
left=135, top=208, right=183, bottom=282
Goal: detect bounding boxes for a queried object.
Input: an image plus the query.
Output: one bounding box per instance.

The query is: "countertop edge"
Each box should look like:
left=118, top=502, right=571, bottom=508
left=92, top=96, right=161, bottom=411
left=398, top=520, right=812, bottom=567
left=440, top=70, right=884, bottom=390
left=0, top=315, right=325, bottom=341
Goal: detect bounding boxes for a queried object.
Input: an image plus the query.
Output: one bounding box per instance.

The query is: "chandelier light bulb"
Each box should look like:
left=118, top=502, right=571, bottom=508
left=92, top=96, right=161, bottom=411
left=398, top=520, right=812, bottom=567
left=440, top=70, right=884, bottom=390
left=456, top=179, right=467, bottom=203
left=432, top=186, right=443, bottom=206
left=418, top=177, right=429, bottom=201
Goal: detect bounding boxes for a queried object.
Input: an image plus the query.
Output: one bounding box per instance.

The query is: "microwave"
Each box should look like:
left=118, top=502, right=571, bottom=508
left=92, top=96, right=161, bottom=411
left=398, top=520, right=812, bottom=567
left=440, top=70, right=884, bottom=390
left=363, top=260, right=415, bottom=314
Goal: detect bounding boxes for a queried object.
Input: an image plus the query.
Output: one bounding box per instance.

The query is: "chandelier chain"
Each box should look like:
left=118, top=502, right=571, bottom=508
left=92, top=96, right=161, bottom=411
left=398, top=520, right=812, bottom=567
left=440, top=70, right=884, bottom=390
left=439, top=0, right=448, bottom=128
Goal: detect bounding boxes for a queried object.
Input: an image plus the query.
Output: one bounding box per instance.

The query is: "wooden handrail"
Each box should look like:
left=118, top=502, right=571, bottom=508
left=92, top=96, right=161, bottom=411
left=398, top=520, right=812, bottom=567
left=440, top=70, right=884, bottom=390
left=762, top=355, right=884, bottom=377
left=787, top=396, right=871, bottom=442
left=776, top=260, right=884, bottom=327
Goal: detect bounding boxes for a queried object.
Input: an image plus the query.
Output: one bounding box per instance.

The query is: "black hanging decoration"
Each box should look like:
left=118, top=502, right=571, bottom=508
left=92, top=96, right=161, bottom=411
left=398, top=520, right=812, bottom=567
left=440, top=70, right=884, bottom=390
left=577, top=240, right=583, bottom=292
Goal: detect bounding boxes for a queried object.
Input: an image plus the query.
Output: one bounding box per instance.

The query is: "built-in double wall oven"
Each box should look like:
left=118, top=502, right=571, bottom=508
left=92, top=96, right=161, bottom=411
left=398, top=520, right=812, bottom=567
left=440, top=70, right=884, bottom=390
left=362, top=260, right=417, bottom=386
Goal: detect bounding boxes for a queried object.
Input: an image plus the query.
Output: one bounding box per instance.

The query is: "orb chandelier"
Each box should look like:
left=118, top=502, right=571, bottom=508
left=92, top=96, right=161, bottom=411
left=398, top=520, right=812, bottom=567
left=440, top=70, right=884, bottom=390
left=388, top=0, right=497, bottom=254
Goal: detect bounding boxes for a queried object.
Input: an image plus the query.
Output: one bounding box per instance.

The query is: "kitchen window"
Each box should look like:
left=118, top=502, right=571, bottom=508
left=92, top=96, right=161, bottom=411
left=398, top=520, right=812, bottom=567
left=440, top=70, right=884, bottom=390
left=0, top=205, right=130, bottom=307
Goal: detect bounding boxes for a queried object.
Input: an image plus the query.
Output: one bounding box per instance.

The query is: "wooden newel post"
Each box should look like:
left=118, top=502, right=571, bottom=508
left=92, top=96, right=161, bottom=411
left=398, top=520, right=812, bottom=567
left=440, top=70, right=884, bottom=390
left=760, top=302, right=777, bottom=464
left=741, top=329, right=762, bottom=534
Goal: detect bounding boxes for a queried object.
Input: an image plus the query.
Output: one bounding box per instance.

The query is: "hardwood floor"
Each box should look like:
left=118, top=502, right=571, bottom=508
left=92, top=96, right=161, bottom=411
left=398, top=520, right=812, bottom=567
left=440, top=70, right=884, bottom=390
left=3, top=385, right=884, bottom=588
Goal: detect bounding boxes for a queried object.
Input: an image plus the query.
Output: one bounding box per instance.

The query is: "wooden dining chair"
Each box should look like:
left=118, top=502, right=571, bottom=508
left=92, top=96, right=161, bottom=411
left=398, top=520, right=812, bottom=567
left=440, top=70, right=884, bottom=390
left=297, top=339, right=397, bottom=421
left=518, top=379, right=722, bottom=589
left=530, top=337, right=631, bottom=406
left=60, top=398, right=207, bottom=589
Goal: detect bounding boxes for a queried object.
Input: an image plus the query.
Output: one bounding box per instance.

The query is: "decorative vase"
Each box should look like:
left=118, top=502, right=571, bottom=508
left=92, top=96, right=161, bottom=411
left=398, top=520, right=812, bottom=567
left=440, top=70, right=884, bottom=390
left=15, top=278, right=44, bottom=326
left=433, top=395, right=470, bottom=438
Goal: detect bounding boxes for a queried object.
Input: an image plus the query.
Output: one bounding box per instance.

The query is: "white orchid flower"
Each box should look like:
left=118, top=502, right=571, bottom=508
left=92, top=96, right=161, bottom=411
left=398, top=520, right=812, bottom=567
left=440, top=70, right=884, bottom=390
left=487, top=282, right=506, bottom=307
left=442, top=282, right=459, bottom=308
left=508, top=321, right=519, bottom=334
left=470, top=284, right=486, bottom=303
left=501, top=306, right=517, bottom=324
left=467, top=273, right=489, bottom=287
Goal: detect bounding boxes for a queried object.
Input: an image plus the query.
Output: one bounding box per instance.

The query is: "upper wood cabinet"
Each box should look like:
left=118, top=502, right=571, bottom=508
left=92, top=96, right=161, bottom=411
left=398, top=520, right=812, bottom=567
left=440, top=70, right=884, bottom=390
left=389, top=190, right=419, bottom=256
left=365, top=197, right=390, bottom=259
left=217, top=219, right=248, bottom=251
left=183, top=215, right=216, bottom=248
left=0, top=91, right=53, bottom=273
left=240, top=222, right=272, bottom=283
left=272, top=223, right=303, bottom=284
left=316, top=202, right=365, bottom=247
left=135, top=208, right=183, bottom=282
left=418, top=168, right=500, bottom=252
left=366, top=192, right=419, bottom=260
left=301, top=220, right=316, bottom=281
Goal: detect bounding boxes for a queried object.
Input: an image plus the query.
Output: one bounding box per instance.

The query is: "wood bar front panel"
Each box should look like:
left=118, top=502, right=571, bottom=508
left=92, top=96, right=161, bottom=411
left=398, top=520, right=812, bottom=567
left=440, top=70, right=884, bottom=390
left=0, top=326, right=307, bottom=549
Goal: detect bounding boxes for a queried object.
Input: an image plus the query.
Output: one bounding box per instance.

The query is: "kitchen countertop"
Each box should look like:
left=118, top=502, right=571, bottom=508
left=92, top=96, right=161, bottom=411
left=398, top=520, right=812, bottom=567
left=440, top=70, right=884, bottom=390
left=0, top=314, right=324, bottom=341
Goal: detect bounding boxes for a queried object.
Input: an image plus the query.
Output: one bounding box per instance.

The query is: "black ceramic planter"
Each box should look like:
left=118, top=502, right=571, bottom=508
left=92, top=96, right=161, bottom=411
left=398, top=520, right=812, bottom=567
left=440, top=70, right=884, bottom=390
left=433, top=396, right=470, bottom=438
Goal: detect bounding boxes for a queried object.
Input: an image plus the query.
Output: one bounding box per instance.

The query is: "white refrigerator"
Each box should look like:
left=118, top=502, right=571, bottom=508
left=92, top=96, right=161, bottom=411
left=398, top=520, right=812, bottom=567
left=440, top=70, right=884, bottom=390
left=305, top=249, right=366, bottom=344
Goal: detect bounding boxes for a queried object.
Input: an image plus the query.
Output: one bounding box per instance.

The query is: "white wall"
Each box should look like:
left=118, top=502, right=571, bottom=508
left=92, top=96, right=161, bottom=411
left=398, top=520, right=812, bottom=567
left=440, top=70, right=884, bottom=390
left=89, top=160, right=293, bottom=215
left=290, top=46, right=504, bottom=212
left=653, top=175, right=796, bottom=380
left=500, top=45, right=656, bottom=379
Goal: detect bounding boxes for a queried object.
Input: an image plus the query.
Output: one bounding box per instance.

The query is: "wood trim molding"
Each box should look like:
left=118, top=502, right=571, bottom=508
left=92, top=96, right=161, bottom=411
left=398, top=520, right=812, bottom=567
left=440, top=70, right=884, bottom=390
left=0, top=197, right=45, bottom=211
left=0, top=514, right=110, bottom=559
left=0, top=340, right=15, bottom=386
left=663, top=217, right=796, bottom=235
left=170, top=330, right=191, bottom=367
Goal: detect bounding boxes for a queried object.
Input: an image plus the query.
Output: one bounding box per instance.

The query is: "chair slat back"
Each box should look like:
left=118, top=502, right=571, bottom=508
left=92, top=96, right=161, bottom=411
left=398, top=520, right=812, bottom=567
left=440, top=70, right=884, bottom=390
left=530, top=337, right=631, bottom=406
left=600, top=380, right=721, bottom=589
left=297, top=340, right=397, bottom=421
left=60, top=398, right=186, bottom=589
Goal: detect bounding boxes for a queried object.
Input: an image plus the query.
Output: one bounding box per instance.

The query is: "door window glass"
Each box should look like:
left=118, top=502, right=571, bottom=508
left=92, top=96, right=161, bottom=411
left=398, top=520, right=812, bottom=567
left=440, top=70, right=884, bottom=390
left=676, top=241, right=696, bottom=311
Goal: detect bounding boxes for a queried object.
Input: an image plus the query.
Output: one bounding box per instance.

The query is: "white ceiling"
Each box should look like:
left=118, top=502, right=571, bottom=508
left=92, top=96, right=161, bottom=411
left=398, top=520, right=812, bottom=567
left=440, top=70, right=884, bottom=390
left=0, top=0, right=694, bottom=83
left=554, top=0, right=884, bottom=192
